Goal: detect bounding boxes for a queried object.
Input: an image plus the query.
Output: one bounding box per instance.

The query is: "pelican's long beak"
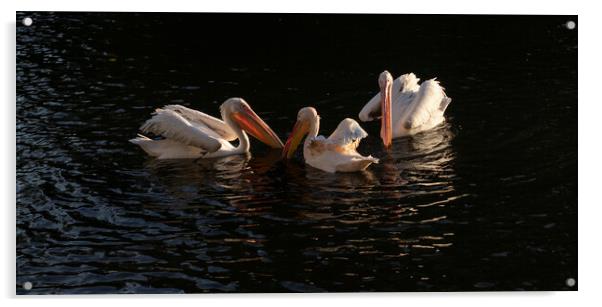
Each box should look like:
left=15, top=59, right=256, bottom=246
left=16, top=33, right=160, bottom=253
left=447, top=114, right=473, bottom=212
left=232, top=108, right=284, bottom=149
left=380, top=78, right=393, bottom=148
left=282, top=118, right=310, bottom=159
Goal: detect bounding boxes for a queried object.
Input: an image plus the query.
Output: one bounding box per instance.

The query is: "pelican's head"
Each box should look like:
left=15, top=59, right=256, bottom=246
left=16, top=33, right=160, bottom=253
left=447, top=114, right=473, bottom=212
left=379, top=71, right=393, bottom=148
left=282, top=107, right=319, bottom=159
left=379, top=70, right=393, bottom=89
left=221, top=97, right=284, bottom=149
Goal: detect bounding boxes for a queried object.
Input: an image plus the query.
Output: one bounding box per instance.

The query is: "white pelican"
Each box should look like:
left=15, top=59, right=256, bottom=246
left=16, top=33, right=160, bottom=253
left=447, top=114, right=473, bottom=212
left=358, top=71, right=452, bottom=147
left=281, top=107, right=378, bottom=173
left=130, top=98, right=283, bottom=159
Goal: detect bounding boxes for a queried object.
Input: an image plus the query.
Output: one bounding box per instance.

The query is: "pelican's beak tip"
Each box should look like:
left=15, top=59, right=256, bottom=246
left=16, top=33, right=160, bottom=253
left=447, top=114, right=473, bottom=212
left=233, top=108, right=284, bottom=149
left=281, top=119, right=308, bottom=160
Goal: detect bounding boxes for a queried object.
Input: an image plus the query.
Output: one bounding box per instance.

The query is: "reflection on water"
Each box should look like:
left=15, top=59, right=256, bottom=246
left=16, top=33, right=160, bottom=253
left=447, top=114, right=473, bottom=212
left=16, top=12, right=576, bottom=293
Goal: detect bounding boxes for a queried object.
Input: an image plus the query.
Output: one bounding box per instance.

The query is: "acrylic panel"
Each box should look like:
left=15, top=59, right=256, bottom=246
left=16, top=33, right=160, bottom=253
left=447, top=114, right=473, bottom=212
left=16, top=12, right=577, bottom=294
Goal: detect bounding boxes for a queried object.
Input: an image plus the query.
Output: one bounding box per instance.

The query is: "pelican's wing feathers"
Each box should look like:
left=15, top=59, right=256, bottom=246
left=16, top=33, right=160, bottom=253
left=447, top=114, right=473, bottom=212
left=305, top=118, right=378, bottom=173
left=140, top=108, right=222, bottom=153
left=306, top=118, right=369, bottom=156
left=162, top=104, right=238, bottom=141
left=404, top=79, right=451, bottom=130
left=326, top=118, right=369, bottom=147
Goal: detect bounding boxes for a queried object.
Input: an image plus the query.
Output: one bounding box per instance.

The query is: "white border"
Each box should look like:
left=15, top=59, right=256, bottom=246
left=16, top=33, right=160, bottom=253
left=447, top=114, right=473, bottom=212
left=2, top=0, right=600, bottom=306
left=7, top=0, right=581, bottom=14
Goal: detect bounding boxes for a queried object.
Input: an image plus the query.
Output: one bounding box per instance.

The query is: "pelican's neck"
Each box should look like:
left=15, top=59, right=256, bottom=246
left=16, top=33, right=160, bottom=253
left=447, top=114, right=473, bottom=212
left=223, top=110, right=250, bottom=153
left=303, top=116, right=320, bottom=148
left=235, top=127, right=251, bottom=153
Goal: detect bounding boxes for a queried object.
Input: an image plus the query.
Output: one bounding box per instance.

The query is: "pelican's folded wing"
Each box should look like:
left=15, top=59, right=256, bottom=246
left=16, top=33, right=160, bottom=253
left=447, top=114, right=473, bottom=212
left=306, top=118, right=377, bottom=172
left=327, top=118, right=369, bottom=149
left=405, top=79, right=450, bottom=129
left=140, top=109, right=222, bottom=153
left=162, top=105, right=238, bottom=141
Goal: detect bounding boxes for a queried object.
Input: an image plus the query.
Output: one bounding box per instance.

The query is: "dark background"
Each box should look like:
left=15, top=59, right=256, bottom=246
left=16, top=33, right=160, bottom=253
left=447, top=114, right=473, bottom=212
left=17, top=12, right=577, bottom=293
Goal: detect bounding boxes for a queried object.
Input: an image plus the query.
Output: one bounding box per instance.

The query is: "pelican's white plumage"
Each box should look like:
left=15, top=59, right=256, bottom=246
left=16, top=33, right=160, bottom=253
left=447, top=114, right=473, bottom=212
left=282, top=107, right=378, bottom=173
left=359, top=71, right=451, bottom=144
left=139, top=107, right=223, bottom=152
left=159, top=104, right=238, bottom=141
left=130, top=98, right=283, bottom=159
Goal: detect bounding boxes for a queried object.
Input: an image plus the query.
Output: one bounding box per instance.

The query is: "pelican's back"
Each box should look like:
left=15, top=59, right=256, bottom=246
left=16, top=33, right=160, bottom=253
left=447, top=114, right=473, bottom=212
left=399, top=79, right=451, bottom=133
left=303, top=118, right=378, bottom=173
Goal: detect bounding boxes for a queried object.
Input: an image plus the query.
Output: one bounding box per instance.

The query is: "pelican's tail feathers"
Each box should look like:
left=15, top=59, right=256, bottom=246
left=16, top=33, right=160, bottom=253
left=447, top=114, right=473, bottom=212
left=129, top=134, right=160, bottom=157
left=129, top=134, right=151, bottom=144
left=335, top=156, right=379, bottom=172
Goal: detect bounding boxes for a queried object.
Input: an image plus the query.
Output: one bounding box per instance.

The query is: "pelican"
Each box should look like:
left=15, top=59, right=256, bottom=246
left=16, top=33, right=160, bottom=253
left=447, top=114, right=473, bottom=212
left=130, top=98, right=283, bottom=159
left=358, top=71, right=452, bottom=147
left=282, top=107, right=378, bottom=173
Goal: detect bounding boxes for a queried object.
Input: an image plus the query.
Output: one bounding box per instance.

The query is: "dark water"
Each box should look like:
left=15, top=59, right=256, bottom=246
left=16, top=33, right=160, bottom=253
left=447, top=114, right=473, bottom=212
left=16, top=12, right=577, bottom=294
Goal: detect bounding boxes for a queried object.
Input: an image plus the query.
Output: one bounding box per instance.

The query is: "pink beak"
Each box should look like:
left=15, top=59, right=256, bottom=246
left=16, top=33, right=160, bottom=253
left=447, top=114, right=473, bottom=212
left=380, top=78, right=393, bottom=148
